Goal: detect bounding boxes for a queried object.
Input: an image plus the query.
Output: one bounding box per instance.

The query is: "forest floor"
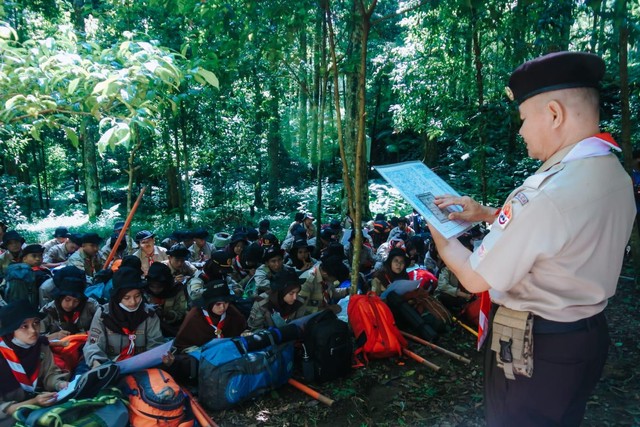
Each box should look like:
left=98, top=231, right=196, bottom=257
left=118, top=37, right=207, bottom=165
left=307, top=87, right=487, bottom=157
left=201, top=265, right=640, bottom=427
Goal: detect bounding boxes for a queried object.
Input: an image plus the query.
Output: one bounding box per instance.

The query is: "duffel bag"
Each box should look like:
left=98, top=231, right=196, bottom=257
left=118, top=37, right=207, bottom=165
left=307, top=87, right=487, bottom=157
left=198, top=337, right=294, bottom=411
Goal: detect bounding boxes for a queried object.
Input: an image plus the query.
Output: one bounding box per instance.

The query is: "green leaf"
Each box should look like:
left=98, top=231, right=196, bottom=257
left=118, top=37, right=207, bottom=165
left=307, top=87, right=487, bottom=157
left=196, top=67, right=219, bottom=88
left=30, top=125, right=41, bottom=141
left=68, top=78, right=81, bottom=95
left=97, top=122, right=130, bottom=153
left=63, top=127, right=79, bottom=148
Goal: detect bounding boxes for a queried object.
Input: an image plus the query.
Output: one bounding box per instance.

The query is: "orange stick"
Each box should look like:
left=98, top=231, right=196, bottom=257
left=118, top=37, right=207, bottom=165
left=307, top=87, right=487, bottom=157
left=102, top=186, right=146, bottom=270
left=401, top=331, right=471, bottom=364
left=402, top=348, right=440, bottom=372
left=288, top=378, right=334, bottom=406
left=183, top=388, right=218, bottom=427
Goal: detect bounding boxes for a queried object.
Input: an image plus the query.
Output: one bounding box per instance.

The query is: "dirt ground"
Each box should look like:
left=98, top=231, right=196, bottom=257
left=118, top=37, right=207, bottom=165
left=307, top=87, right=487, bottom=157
left=201, top=267, right=640, bottom=427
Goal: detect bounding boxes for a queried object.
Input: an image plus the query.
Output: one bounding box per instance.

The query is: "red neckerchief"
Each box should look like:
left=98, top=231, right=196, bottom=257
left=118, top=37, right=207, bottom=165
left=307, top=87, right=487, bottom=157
left=321, top=281, right=331, bottom=306
left=117, top=327, right=137, bottom=360
left=62, top=311, right=81, bottom=325
left=202, top=309, right=225, bottom=338
left=0, top=338, right=39, bottom=392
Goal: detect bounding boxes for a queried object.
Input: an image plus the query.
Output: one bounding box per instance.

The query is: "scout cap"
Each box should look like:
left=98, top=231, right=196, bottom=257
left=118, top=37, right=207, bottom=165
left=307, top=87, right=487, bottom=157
left=507, top=51, right=605, bottom=103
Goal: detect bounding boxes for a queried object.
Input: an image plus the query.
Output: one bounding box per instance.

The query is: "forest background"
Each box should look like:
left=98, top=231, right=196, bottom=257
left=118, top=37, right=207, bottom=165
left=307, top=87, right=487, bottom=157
left=1, top=0, right=639, bottom=277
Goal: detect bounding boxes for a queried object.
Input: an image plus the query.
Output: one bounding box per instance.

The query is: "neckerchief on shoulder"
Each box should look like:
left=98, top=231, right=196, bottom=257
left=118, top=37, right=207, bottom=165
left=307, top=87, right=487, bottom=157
left=202, top=309, right=226, bottom=338
left=0, top=337, right=40, bottom=392
left=116, top=327, right=137, bottom=361
left=562, top=133, right=620, bottom=163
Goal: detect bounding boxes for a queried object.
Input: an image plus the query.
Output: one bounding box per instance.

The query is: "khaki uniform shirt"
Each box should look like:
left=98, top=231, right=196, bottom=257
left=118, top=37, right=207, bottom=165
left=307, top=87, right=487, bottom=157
left=133, top=246, right=168, bottom=275
left=469, top=142, right=635, bottom=322
left=43, top=243, right=73, bottom=264
left=100, top=235, right=138, bottom=257
left=66, top=249, right=106, bottom=277
left=189, top=242, right=215, bottom=262
left=42, top=238, right=64, bottom=253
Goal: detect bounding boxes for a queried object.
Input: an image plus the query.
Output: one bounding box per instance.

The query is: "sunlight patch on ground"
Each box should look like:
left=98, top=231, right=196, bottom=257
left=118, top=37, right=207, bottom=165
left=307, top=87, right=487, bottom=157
left=19, top=210, right=89, bottom=232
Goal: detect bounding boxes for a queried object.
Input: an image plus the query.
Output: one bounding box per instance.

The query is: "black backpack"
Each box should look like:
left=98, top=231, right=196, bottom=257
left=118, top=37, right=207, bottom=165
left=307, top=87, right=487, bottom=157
left=301, top=309, right=352, bottom=383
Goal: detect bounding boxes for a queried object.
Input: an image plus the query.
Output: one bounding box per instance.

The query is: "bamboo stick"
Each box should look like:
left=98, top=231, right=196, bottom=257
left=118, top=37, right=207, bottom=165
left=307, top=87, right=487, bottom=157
left=401, top=331, right=471, bottom=364
left=452, top=316, right=479, bottom=337
left=402, top=348, right=441, bottom=372
left=183, top=388, right=218, bottom=427
left=288, top=378, right=334, bottom=406
left=102, top=186, right=146, bottom=270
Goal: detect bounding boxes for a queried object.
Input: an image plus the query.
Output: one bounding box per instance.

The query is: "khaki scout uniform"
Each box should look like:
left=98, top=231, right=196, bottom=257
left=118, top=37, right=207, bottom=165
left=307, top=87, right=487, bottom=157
left=189, top=241, right=215, bottom=262
left=83, top=305, right=164, bottom=366
left=133, top=246, right=168, bottom=275
left=66, top=249, right=106, bottom=277
left=100, top=235, right=138, bottom=257
left=43, top=242, right=73, bottom=264
left=470, top=140, right=635, bottom=321
left=42, top=238, right=64, bottom=253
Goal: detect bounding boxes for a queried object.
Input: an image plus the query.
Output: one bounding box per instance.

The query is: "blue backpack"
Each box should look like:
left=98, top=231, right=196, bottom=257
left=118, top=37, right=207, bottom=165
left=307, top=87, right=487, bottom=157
left=197, top=337, right=294, bottom=411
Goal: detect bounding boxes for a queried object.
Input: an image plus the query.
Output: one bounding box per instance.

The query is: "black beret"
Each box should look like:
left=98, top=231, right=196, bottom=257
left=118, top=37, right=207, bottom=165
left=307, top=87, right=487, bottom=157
left=1, top=230, right=25, bottom=249
left=22, top=244, right=44, bottom=256
left=54, top=227, right=71, bottom=238
left=507, top=51, right=605, bottom=103
left=111, top=266, right=145, bottom=296
left=198, top=280, right=235, bottom=307
left=53, top=265, right=87, bottom=289
left=81, top=232, right=102, bottom=245
left=270, top=269, right=304, bottom=294
left=0, top=300, right=45, bottom=336
left=135, top=230, right=155, bottom=243
left=192, top=228, right=209, bottom=239
left=69, top=233, right=83, bottom=246
left=166, top=243, right=190, bottom=258
left=146, top=262, right=173, bottom=285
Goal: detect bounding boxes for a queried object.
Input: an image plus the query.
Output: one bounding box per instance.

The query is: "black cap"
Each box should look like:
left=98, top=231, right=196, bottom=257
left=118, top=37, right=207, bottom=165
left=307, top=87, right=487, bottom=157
left=146, top=262, right=173, bottom=286
left=198, top=280, right=236, bottom=307
left=209, top=250, right=233, bottom=270
left=192, top=228, right=209, bottom=239
left=54, top=226, right=71, bottom=238
left=69, top=233, right=83, bottom=246
left=507, top=51, right=605, bottom=103
left=111, top=266, right=145, bottom=296
left=0, top=300, right=46, bottom=336
left=113, top=221, right=125, bottom=231
left=262, top=245, right=284, bottom=263
left=261, top=233, right=279, bottom=247
left=81, top=233, right=102, bottom=245
left=330, top=219, right=342, bottom=230
left=386, top=247, right=409, bottom=265
left=22, top=244, right=44, bottom=256
left=258, top=219, right=270, bottom=231
left=120, top=255, right=142, bottom=274
left=52, top=267, right=87, bottom=300
left=166, top=243, right=190, bottom=258
left=135, top=230, right=155, bottom=243
left=1, top=230, right=25, bottom=249
left=246, top=228, right=259, bottom=240
left=270, top=269, right=304, bottom=294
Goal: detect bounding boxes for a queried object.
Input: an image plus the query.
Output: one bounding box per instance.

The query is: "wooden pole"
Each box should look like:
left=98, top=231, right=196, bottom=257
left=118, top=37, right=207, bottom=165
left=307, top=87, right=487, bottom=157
left=452, top=316, right=479, bottom=337
left=102, top=186, right=146, bottom=270
left=401, top=331, right=471, bottom=364
left=402, top=348, right=440, bottom=372
left=288, top=378, right=334, bottom=406
left=183, top=388, right=218, bottom=427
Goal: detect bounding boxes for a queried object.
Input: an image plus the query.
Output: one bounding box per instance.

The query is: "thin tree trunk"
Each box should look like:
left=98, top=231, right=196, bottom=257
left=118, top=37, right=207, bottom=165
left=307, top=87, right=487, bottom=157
left=316, top=8, right=329, bottom=240
left=82, top=118, right=102, bottom=221
left=179, top=103, right=192, bottom=225
left=253, top=71, right=266, bottom=209
left=172, top=113, right=185, bottom=222
left=471, top=7, right=488, bottom=205
left=310, top=8, right=322, bottom=166
left=39, top=139, right=50, bottom=209
left=299, top=30, right=309, bottom=163
left=29, top=138, right=44, bottom=210
left=267, top=77, right=282, bottom=211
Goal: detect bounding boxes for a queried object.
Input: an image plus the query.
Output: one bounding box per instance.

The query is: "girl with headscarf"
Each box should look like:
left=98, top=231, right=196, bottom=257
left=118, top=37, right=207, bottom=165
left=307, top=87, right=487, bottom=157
left=371, top=247, right=410, bottom=295
left=247, top=269, right=306, bottom=331
left=0, top=300, right=69, bottom=427
left=83, top=267, right=168, bottom=368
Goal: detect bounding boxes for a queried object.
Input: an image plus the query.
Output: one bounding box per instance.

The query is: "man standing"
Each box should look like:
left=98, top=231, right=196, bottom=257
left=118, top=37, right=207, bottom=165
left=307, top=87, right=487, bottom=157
left=430, top=52, right=634, bottom=426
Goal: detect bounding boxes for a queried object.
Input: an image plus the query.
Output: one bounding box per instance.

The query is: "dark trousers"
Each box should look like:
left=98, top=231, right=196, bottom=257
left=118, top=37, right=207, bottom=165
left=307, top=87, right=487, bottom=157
left=484, top=312, right=609, bottom=427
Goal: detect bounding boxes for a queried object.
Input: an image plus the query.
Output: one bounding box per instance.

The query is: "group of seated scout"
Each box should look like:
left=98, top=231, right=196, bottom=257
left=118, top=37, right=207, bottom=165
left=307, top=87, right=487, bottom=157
left=0, top=213, right=486, bottom=418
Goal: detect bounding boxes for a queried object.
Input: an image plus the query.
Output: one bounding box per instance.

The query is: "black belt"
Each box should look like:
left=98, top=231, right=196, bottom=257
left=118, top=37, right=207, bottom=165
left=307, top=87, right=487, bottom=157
left=533, top=312, right=604, bottom=334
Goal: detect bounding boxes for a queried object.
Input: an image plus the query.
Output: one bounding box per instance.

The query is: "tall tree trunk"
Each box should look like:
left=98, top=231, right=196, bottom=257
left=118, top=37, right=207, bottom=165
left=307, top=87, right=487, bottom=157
left=315, top=6, right=329, bottom=240
left=172, top=113, right=185, bottom=222
left=471, top=7, right=488, bottom=205
left=179, top=103, right=192, bottom=225
left=298, top=30, right=309, bottom=163
left=267, top=77, right=282, bottom=211
left=615, top=0, right=638, bottom=282
left=39, top=139, right=50, bottom=209
left=310, top=8, right=322, bottom=166
left=589, top=0, right=602, bottom=52
left=82, top=118, right=102, bottom=221
left=29, top=138, right=44, bottom=210
left=253, top=71, right=266, bottom=209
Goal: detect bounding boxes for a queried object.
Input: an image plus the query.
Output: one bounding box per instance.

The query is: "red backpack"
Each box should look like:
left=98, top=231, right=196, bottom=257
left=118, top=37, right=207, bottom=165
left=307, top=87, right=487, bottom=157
left=408, top=268, right=438, bottom=294
left=348, top=292, right=407, bottom=363
left=122, top=368, right=195, bottom=427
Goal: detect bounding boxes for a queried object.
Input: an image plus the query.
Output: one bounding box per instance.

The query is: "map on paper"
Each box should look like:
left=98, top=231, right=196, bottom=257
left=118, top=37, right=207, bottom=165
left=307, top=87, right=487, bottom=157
left=374, top=161, right=473, bottom=239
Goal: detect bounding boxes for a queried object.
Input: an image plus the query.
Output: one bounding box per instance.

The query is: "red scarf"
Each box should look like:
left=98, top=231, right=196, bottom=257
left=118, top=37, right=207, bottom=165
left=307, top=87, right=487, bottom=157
left=117, top=327, right=137, bottom=361
left=62, top=311, right=81, bottom=325
left=0, top=338, right=39, bottom=392
left=202, top=309, right=225, bottom=338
